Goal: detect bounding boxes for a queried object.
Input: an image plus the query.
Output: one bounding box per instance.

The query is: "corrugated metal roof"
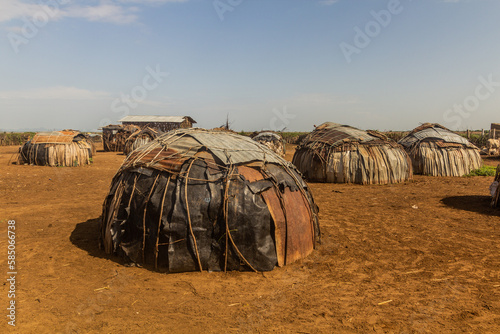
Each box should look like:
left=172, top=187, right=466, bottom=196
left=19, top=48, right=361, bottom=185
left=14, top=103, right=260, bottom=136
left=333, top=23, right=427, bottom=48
left=119, top=115, right=189, bottom=123
left=399, top=126, right=473, bottom=148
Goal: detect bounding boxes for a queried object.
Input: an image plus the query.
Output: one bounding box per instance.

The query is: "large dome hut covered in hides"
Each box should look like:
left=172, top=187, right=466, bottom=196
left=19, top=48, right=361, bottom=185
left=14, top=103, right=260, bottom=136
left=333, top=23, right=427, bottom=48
left=18, top=130, right=95, bottom=167
left=251, top=131, right=286, bottom=157
left=398, top=123, right=482, bottom=176
left=123, top=127, right=162, bottom=155
left=100, top=128, right=320, bottom=272
left=292, top=122, right=412, bottom=184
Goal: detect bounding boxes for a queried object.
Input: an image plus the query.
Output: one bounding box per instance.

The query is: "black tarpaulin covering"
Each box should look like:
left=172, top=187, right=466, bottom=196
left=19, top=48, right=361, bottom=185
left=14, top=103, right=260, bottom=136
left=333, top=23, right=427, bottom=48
left=100, top=128, right=320, bottom=272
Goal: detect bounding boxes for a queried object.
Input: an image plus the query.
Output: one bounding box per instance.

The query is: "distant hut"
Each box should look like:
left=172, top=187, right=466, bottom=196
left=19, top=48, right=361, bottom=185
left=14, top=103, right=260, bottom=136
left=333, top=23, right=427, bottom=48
left=119, top=115, right=196, bottom=132
left=292, top=122, right=412, bottom=184
left=491, top=123, right=500, bottom=139
left=211, top=127, right=237, bottom=134
left=123, top=127, right=162, bottom=155
left=101, top=124, right=140, bottom=152
left=100, top=128, right=320, bottom=272
left=398, top=123, right=482, bottom=176
left=252, top=132, right=286, bottom=157
left=18, top=130, right=94, bottom=167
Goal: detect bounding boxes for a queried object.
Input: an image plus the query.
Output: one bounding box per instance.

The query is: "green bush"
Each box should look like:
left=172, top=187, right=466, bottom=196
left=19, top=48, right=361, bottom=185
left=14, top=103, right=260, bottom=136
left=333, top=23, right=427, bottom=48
left=465, top=165, right=497, bottom=177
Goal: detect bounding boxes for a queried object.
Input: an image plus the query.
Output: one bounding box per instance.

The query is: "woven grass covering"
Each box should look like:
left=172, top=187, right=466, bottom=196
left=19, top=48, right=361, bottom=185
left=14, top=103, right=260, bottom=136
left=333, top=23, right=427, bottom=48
left=292, top=122, right=412, bottom=184
left=399, top=123, right=482, bottom=176
left=18, top=131, right=94, bottom=167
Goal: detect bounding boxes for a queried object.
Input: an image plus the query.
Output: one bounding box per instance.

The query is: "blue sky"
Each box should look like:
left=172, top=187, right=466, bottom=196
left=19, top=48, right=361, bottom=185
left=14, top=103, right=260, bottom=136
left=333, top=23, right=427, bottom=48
left=1, top=0, right=499, bottom=132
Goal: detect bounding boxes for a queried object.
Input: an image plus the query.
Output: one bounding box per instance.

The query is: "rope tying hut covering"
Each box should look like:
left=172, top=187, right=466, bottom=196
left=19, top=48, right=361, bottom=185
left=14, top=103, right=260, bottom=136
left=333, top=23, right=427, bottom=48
left=398, top=123, right=482, bottom=176
left=100, top=128, right=320, bottom=272
left=292, top=122, right=412, bottom=184
left=18, top=130, right=95, bottom=167
left=252, top=131, right=286, bottom=157
left=123, top=127, right=162, bottom=155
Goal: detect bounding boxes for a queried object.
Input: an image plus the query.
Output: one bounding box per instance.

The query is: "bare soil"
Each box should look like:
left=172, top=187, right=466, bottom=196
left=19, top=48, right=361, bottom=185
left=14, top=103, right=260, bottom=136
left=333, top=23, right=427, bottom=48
left=2, top=144, right=500, bottom=333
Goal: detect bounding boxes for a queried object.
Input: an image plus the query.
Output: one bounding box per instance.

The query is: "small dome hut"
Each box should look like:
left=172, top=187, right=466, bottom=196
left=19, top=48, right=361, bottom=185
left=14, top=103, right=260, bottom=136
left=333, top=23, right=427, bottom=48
left=102, top=124, right=140, bottom=152
left=18, top=130, right=95, bottom=167
left=100, top=128, right=320, bottom=272
left=123, top=127, right=162, bottom=155
left=398, top=123, right=482, bottom=176
left=252, top=132, right=286, bottom=157
left=292, top=122, right=412, bottom=184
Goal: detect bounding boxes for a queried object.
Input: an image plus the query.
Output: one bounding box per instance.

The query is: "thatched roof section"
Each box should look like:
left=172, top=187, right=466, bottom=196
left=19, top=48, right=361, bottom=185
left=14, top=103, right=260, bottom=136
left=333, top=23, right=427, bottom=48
left=299, top=122, right=391, bottom=148
left=101, top=128, right=319, bottom=272
left=30, top=130, right=80, bottom=144
left=398, top=123, right=482, bottom=176
left=292, top=122, right=412, bottom=184
left=18, top=130, right=94, bottom=167
left=399, top=123, right=476, bottom=149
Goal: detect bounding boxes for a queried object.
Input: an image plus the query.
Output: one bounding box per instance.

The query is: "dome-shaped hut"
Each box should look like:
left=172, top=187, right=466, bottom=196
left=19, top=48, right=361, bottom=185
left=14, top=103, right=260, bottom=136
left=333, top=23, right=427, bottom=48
left=292, top=122, right=412, bottom=184
left=18, top=130, right=95, bottom=167
left=123, top=127, right=162, bottom=155
left=102, top=124, right=140, bottom=152
left=398, top=123, right=482, bottom=176
left=100, top=128, right=320, bottom=272
left=252, top=131, right=286, bottom=157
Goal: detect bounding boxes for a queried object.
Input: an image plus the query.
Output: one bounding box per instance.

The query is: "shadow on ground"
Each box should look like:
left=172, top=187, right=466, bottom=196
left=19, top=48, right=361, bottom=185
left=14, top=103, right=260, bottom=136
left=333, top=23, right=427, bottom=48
left=441, top=195, right=500, bottom=216
left=70, top=218, right=107, bottom=258
left=70, top=217, right=161, bottom=271
left=70, top=217, right=128, bottom=266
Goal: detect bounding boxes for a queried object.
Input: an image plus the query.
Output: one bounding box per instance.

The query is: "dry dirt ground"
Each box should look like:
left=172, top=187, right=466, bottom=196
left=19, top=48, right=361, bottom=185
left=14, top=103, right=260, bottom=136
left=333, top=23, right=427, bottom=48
left=2, top=144, right=500, bottom=333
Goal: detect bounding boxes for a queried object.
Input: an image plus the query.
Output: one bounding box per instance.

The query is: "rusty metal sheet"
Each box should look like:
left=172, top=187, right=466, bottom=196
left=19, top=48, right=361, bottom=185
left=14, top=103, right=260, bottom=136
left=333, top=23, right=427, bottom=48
left=282, top=188, right=314, bottom=264
left=238, top=166, right=288, bottom=267
left=237, top=165, right=264, bottom=182
left=261, top=189, right=286, bottom=267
